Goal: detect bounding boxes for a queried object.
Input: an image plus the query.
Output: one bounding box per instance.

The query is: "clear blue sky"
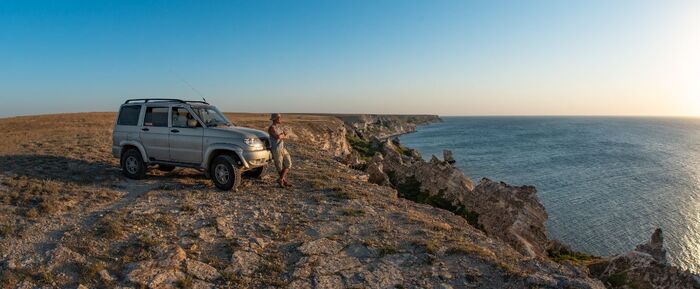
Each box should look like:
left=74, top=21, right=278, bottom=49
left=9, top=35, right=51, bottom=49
left=1, top=0, right=698, bottom=117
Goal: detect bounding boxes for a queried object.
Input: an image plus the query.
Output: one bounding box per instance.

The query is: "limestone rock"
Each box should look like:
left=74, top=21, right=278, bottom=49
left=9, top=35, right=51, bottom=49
left=98, top=269, right=115, bottom=283
left=443, top=149, right=455, bottom=164
left=157, top=245, right=187, bottom=268
left=185, top=259, right=221, bottom=282
left=125, top=244, right=187, bottom=288
left=366, top=154, right=390, bottom=186
left=47, top=245, right=86, bottom=271
left=469, top=179, right=549, bottom=257
left=368, top=138, right=550, bottom=257
left=228, top=250, right=261, bottom=276
left=588, top=228, right=699, bottom=289
left=125, top=262, right=185, bottom=289
left=337, top=114, right=441, bottom=139
left=634, top=228, right=667, bottom=264
left=298, top=238, right=344, bottom=256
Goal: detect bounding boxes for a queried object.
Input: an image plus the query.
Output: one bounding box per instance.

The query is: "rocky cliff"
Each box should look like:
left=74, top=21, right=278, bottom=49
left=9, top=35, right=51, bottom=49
left=358, top=138, right=549, bottom=259
left=339, top=115, right=700, bottom=289
left=588, top=229, right=700, bottom=289
left=335, top=114, right=441, bottom=139
left=0, top=112, right=696, bottom=289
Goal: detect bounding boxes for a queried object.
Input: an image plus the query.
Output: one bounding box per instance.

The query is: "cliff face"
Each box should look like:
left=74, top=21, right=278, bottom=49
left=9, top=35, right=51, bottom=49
left=361, top=139, right=549, bottom=258
left=336, top=114, right=441, bottom=139
left=339, top=114, right=700, bottom=289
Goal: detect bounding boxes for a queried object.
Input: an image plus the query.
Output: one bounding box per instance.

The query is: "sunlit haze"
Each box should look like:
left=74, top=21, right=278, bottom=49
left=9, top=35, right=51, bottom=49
left=1, top=0, right=698, bottom=117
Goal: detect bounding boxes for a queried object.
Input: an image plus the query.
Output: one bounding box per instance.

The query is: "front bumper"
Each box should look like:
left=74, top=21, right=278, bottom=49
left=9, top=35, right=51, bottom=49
left=242, top=149, right=272, bottom=168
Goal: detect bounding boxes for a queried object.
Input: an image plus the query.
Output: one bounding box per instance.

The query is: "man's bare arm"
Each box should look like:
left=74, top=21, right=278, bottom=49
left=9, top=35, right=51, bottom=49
left=268, top=126, right=286, bottom=140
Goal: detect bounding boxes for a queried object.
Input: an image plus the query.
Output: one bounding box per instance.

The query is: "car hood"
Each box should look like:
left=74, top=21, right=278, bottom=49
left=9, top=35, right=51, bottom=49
left=209, top=126, right=269, bottom=139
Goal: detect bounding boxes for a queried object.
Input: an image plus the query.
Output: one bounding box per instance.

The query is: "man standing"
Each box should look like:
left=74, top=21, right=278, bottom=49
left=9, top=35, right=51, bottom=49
left=268, top=113, right=292, bottom=187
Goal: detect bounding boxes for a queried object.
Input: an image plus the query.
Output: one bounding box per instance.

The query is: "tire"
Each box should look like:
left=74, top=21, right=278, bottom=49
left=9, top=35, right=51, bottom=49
left=210, top=155, right=241, bottom=191
left=243, top=166, right=265, bottom=179
left=157, top=165, right=176, bottom=172
left=121, top=148, right=146, bottom=179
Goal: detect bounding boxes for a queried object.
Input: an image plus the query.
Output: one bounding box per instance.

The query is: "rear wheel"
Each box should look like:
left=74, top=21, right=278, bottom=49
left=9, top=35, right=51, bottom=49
left=121, top=148, right=146, bottom=179
left=210, top=155, right=241, bottom=191
left=157, top=165, right=176, bottom=172
left=243, top=166, right=265, bottom=179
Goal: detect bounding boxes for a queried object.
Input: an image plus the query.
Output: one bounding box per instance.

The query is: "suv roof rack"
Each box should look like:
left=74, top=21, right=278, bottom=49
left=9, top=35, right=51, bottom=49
left=124, top=98, right=209, bottom=105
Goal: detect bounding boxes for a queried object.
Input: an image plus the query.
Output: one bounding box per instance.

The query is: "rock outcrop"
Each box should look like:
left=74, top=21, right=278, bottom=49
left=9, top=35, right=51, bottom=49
left=282, top=116, right=352, bottom=157
left=336, top=114, right=441, bottom=139
left=635, top=228, right=667, bottom=264
left=443, top=149, right=456, bottom=164
left=470, top=178, right=549, bottom=257
left=588, top=228, right=700, bottom=289
left=362, top=138, right=549, bottom=258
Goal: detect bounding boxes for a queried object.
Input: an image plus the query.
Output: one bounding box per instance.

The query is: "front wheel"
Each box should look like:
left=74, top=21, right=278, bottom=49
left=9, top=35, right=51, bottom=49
left=121, top=148, right=146, bottom=179
left=210, top=155, right=241, bottom=191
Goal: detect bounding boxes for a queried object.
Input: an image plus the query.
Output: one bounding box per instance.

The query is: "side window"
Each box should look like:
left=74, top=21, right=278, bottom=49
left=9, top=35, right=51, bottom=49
left=171, top=107, right=198, bottom=128
left=117, top=105, right=141, bottom=126
left=143, top=107, right=169, bottom=127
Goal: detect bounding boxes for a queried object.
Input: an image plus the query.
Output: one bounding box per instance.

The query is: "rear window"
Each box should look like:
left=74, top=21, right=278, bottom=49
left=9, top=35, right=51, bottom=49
left=144, top=107, right=169, bottom=127
left=117, top=105, right=141, bottom=126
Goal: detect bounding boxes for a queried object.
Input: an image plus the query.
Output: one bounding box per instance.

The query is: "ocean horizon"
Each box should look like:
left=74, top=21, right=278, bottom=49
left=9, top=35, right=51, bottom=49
left=401, top=116, right=700, bottom=273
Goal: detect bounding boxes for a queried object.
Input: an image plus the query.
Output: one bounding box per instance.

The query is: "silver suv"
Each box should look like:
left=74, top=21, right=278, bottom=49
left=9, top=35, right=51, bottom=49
left=112, top=99, right=272, bottom=190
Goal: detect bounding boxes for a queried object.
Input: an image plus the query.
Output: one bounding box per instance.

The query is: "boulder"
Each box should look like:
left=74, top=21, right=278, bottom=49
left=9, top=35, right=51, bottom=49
left=588, top=228, right=700, bottom=289
left=98, top=269, right=116, bottom=283
left=227, top=250, right=261, bottom=276
left=443, top=150, right=456, bottom=164
left=185, top=259, right=221, bottom=282
left=468, top=179, right=549, bottom=257
left=366, top=154, right=390, bottom=186
left=125, top=244, right=187, bottom=288
left=125, top=262, right=185, bottom=289
left=634, top=228, right=667, bottom=264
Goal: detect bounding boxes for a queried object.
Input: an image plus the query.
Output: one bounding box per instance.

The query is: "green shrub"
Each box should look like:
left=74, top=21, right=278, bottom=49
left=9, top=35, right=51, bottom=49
left=387, top=171, right=485, bottom=232
left=346, top=133, right=381, bottom=160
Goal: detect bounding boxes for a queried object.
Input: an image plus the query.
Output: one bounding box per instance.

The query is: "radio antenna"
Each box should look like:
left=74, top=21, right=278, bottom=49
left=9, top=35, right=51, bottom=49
left=170, top=69, right=207, bottom=103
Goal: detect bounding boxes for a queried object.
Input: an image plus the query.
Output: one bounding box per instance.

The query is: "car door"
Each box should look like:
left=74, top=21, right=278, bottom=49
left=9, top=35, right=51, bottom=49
left=140, top=106, right=171, bottom=161
left=169, top=106, right=204, bottom=164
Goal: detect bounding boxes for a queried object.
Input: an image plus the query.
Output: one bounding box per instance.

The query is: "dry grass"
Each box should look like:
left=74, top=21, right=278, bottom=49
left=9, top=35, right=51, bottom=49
left=0, top=112, right=556, bottom=288
left=445, top=239, right=497, bottom=261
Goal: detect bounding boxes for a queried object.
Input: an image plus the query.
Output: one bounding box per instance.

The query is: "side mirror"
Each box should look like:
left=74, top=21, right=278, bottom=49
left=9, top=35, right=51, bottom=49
left=187, top=119, right=198, bottom=128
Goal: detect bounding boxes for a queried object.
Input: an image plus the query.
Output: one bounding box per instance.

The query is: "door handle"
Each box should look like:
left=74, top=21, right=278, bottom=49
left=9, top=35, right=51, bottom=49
left=171, top=129, right=180, bottom=133
left=141, top=128, right=149, bottom=132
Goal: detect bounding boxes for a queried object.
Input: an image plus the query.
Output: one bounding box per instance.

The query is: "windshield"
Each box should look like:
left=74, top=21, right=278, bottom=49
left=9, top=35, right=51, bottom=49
left=191, top=106, right=232, bottom=127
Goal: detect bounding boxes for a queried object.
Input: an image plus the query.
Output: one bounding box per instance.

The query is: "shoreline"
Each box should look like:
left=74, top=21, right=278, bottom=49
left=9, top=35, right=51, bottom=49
left=391, top=116, right=700, bottom=278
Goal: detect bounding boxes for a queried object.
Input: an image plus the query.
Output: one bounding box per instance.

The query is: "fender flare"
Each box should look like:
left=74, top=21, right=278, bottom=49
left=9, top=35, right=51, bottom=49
left=119, top=141, right=149, bottom=162
left=203, top=143, right=249, bottom=169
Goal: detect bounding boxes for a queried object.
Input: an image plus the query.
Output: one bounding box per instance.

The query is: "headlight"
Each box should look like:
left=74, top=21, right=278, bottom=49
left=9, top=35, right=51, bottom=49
left=244, top=138, right=263, bottom=148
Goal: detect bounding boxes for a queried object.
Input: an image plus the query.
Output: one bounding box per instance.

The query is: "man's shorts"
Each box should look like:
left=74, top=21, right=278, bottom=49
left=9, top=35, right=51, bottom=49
left=272, top=148, right=292, bottom=172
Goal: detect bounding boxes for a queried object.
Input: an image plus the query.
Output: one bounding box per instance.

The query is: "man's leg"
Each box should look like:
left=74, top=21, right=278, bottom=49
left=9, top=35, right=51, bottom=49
left=273, top=151, right=285, bottom=187
left=282, top=151, right=292, bottom=186
left=280, top=168, right=289, bottom=186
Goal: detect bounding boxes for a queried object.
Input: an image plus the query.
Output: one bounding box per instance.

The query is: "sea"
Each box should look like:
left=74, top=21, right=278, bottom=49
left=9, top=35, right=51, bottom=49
left=400, top=116, right=700, bottom=273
